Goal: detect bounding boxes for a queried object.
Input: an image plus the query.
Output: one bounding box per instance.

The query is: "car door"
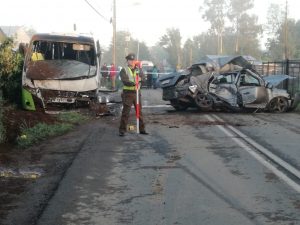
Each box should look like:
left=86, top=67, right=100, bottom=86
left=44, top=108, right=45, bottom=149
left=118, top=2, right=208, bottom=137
left=209, top=73, right=238, bottom=106
left=237, top=70, right=268, bottom=106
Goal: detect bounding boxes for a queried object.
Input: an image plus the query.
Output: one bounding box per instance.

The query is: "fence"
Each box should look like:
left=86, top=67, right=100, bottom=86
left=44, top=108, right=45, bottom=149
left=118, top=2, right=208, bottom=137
left=255, top=60, right=300, bottom=97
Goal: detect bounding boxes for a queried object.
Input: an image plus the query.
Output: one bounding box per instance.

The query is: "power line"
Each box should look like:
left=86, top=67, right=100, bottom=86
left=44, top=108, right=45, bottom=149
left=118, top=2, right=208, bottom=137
left=83, top=0, right=111, bottom=23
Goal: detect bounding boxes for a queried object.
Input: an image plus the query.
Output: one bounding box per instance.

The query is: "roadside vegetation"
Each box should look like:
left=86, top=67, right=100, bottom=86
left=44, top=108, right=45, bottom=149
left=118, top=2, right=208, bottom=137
left=0, top=38, right=23, bottom=105
left=0, top=38, right=23, bottom=144
left=0, top=96, right=5, bottom=143
left=16, top=112, right=89, bottom=148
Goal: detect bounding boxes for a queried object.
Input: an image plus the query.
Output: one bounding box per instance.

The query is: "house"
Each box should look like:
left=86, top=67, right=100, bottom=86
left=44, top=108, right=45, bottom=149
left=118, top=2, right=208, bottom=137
left=0, top=26, right=31, bottom=48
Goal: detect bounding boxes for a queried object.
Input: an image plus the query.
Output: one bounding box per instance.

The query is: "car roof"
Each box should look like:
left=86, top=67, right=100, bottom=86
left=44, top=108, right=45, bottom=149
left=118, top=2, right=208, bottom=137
left=30, top=33, right=94, bottom=44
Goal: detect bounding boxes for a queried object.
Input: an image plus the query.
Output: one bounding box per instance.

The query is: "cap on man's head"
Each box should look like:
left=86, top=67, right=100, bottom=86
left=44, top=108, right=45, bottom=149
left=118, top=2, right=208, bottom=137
left=125, top=53, right=135, bottom=60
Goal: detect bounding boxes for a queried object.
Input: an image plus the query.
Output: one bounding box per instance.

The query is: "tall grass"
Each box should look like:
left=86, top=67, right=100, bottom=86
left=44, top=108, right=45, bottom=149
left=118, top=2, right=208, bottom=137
left=17, top=112, right=89, bottom=148
left=16, top=123, right=73, bottom=148
left=58, top=112, right=88, bottom=123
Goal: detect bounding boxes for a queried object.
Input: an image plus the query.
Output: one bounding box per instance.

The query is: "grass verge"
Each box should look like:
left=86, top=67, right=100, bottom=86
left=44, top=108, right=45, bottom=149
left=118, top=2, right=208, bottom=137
left=17, top=112, right=89, bottom=148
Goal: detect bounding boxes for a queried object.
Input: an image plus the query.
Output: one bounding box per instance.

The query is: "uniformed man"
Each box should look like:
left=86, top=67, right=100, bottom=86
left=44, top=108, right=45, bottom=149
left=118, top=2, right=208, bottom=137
left=119, top=53, right=148, bottom=136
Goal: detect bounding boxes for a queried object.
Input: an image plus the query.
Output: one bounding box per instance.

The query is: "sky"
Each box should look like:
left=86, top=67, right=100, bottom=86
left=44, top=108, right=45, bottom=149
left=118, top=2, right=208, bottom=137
left=1, top=0, right=300, bottom=49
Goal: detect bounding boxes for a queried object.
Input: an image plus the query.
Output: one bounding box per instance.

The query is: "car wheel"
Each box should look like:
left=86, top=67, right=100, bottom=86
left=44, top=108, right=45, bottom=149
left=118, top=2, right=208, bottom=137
left=268, top=97, right=288, bottom=113
left=194, top=93, right=213, bottom=110
left=170, top=100, right=189, bottom=111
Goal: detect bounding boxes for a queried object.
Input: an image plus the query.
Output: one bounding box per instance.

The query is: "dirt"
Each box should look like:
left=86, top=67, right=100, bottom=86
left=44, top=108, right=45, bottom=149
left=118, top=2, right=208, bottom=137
left=0, top=106, right=58, bottom=223
left=0, top=102, right=114, bottom=224
left=2, top=107, right=58, bottom=143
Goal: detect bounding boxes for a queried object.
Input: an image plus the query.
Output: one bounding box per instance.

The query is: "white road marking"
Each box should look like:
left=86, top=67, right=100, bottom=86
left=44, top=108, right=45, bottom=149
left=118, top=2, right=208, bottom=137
left=140, top=105, right=172, bottom=108
left=205, top=114, right=300, bottom=193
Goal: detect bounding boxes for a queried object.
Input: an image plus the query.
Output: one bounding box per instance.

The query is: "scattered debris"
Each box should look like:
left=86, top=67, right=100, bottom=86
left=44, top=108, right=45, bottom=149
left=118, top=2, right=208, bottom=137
left=0, top=167, right=43, bottom=179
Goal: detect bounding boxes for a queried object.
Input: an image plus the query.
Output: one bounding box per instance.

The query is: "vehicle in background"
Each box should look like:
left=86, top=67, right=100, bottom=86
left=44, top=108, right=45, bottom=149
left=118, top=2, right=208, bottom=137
left=140, top=60, right=154, bottom=88
left=22, top=33, right=104, bottom=111
left=158, top=56, right=298, bottom=112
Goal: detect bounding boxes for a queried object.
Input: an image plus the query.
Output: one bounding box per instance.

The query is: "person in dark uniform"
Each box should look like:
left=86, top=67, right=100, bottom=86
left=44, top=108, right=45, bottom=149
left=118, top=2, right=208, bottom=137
left=119, top=53, right=148, bottom=136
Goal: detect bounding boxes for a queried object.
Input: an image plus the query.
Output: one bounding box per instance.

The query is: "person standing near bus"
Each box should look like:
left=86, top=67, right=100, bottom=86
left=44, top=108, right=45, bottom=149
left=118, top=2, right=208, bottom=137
left=101, top=63, right=109, bottom=87
left=110, top=63, right=117, bottom=89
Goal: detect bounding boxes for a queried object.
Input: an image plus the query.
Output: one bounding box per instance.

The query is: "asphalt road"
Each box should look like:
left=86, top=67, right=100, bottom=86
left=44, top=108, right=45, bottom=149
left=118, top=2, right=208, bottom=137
left=35, top=89, right=300, bottom=225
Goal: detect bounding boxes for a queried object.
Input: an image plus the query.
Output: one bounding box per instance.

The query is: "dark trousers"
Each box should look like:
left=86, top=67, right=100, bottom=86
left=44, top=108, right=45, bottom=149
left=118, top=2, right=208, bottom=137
left=119, top=91, right=146, bottom=133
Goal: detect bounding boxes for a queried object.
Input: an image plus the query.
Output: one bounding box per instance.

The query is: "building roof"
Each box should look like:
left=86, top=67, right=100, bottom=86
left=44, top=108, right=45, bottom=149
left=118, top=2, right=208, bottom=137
left=0, top=26, right=31, bottom=46
left=0, top=26, right=21, bottom=37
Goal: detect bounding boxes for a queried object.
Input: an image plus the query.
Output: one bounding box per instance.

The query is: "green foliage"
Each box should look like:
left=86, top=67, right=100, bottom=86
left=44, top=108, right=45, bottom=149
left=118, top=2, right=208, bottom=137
left=0, top=38, right=22, bottom=77
left=159, top=28, right=182, bottom=69
left=58, top=112, right=88, bottom=124
left=0, top=38, right=23, bottom=104
left=100, top=1, right=299, bottom=69
left=198, top=0, right=262, bottom=57
left=0, top=96, right=5, bottom=143
left=265, top=3, right=300, bottom=60
left=16, top=122, right=73, bottom=148
left=16, top=112, right=88, bottom=148
left=201, top=0, right=228, bottom=54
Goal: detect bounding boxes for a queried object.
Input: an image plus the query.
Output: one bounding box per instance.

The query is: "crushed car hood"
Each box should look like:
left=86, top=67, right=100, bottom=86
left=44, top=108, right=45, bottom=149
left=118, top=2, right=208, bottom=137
left=192, top=55, right=254, bottom=73
left=158, top=72, right=187, bottom=88
left=263, top=75, right=294, bottom=87
left=26, top=60, right=96, bottom=80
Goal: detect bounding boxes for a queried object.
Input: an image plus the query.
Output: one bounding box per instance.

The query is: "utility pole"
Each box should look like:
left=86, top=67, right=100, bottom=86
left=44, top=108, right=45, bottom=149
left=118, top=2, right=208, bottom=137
left=284, top=0, right=288, bottom=60
left=113, top=0, right=116, bottom=66
left=137, top=42, right=139, bottom=60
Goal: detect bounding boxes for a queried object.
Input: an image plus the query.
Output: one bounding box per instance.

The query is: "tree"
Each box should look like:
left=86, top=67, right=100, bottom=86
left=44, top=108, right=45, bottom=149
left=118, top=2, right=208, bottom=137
left=149, top=45, right=169, bottom=71
left=235, top=14, right=262, bottom=57
left=103, top=31, right=151, bottom=67
left=228, top=0, right=257, bottom=53
left=159, top=28, right=182, bottom=69
left=182, top=39, right=194, bottom=68
left=264, top=3, right=300, bottom=60
left=276, top=19, right=300, bottom=59
left=265, top=3, right=284, bottom=37
left=264, top=3, right=285, bottom=60
left=201, top=0, right=228, bottom=54
left=189, top=36, right=203, bottom=63
left=191, top=32, right=219, bottom=58
left=0, top=38, right=23, bottom=104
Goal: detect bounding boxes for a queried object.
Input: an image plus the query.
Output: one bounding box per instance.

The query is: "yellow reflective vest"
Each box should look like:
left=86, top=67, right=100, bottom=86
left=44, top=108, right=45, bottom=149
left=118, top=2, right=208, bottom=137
left=123, top=67, right=137, bottom=91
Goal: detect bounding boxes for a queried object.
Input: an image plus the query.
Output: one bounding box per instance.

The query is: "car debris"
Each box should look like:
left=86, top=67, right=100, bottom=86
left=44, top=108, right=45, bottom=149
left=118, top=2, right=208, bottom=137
left=158, top=56, right=299, bottom=113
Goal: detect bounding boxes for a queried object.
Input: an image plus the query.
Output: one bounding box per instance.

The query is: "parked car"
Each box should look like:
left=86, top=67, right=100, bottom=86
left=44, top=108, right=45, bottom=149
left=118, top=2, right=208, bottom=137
left=158, top=56, right=298, bottom=112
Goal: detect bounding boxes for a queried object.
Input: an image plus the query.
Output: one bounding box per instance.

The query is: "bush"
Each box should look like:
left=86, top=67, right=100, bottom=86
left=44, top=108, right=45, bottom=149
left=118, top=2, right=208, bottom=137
left=0, top=96, right=5, bottom=143
left=0, top=38, right=23, bottom=105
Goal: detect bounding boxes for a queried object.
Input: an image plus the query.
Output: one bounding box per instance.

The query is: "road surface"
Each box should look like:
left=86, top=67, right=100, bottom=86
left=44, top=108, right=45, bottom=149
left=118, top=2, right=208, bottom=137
left=10, top=89, right=300, bottom=224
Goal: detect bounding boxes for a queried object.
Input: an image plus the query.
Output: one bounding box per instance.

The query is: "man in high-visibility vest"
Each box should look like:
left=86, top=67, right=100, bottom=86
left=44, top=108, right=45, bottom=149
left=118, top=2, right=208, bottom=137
left=119, top=53, right=148, bottom=136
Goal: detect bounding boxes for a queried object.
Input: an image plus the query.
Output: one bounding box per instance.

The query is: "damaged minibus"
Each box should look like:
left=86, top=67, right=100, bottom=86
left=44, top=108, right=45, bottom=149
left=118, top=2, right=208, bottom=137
left=22, top=33, right=106, bottom=111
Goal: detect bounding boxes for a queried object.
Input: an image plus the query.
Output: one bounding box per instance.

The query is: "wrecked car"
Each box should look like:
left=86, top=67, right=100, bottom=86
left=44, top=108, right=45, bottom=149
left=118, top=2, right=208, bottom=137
left=22, top=33, right=103, bottom=111
left=158, top=56, right=298, bottom=112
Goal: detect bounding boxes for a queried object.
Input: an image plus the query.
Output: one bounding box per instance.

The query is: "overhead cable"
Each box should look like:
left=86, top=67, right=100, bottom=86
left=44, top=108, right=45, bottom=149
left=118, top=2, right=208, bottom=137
left=84, top=0, right=111, bottom=23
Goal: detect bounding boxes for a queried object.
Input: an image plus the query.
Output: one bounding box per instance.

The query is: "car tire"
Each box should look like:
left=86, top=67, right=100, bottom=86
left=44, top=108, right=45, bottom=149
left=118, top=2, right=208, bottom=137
left=267, top=97, right=288, bottom=113
left=194, top=93, right=213, bottom=110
